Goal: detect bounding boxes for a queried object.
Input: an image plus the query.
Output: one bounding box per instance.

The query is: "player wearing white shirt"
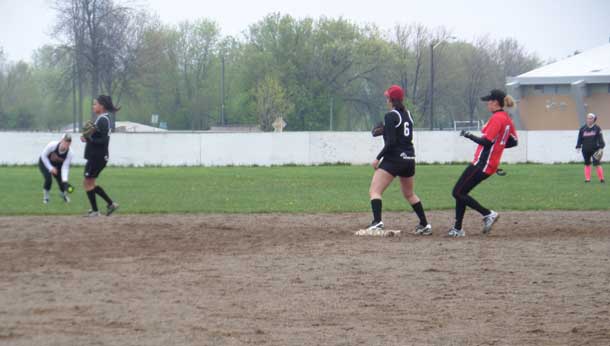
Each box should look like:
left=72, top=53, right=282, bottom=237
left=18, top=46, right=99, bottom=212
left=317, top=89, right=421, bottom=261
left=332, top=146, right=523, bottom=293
left=39, top=134, right=74, bottom=204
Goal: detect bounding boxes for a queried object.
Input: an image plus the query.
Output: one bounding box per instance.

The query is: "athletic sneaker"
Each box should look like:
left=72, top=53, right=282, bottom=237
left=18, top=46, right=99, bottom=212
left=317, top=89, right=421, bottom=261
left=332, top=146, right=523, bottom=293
left=585, top=180, right=591, bottom=183
left=414, top=224, right=432, bottom=236
left=601, top=180, right=606, bottom=184
left=61, top=194, right=70, bottom=203
left=448, top=227, right=465, bottom=237
left=43, top=198, right=49, bottom=204
left=482, top=210, right=499, bottom=234
left=366, top=220, right=384, bottom=231
left=106, top=203, right=119, bottom=216
left=85, top=210, right=100, bottom=217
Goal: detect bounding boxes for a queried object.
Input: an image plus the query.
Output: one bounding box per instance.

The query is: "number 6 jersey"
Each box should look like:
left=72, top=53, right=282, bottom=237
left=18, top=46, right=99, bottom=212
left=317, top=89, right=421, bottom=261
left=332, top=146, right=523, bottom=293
left=376, top=109, right=415, bottom=161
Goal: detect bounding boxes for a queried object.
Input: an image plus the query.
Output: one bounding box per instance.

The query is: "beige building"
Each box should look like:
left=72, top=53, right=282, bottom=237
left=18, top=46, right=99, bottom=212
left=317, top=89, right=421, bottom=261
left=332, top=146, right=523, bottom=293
left=506, top=43, right=610, bottom=130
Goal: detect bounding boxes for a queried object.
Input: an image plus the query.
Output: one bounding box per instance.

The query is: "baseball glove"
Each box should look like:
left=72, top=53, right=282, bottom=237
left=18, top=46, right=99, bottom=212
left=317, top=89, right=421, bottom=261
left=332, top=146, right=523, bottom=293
left=371, top=122, right=384, bottom=137
left=81, top=120, right=96, bottom=139
left=593, top=148, right=604, bottom=161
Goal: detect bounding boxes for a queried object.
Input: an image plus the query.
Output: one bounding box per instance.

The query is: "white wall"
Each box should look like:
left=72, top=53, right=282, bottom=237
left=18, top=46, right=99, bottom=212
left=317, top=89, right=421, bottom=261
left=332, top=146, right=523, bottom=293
left=0, top=130, right=595, bottom=166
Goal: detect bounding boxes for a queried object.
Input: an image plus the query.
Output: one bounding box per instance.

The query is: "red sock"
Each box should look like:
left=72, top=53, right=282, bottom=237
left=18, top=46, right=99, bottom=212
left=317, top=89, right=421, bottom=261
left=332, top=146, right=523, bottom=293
left=585, top=165, right=592, bottom=181
left=596, top=166, right=605, bottom=181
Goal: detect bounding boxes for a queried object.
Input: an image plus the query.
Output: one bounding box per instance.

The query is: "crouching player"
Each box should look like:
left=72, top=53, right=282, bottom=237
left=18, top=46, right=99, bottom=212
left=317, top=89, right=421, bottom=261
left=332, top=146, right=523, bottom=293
left=39, top=133, right=74, bottom=204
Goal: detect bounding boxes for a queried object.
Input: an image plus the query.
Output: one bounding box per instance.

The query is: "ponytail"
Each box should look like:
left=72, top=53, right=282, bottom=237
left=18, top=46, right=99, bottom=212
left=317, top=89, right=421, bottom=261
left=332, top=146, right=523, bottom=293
left=96, top=95, right=121, bottom=113
left=503, top=95, right=515, bottom=108
left=391, top=99, right=406, bottom=113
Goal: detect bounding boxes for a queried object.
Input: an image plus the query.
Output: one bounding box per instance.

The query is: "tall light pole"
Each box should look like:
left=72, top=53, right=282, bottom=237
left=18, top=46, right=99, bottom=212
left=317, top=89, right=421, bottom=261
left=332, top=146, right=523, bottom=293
left=429, top=37, right=456, bottom=130
left=220, top=55, right=226, bottom=126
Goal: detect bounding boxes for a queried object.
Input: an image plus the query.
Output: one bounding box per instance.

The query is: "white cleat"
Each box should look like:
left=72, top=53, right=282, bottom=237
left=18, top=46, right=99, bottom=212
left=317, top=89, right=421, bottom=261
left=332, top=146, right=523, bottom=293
left=84, top=210, right=100, bottom=217
left=482, top=211, right=499, bottom=234
left=448, top=227, right=465, bottom=237
left=415, top=224, right=432, bottom=236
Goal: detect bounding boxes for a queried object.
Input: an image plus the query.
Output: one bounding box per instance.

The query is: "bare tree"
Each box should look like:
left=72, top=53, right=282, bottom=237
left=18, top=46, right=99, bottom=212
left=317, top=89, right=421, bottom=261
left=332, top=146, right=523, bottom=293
left=493, top=38, right=541, bottom=78
left=463, top=36, right=493, bottom=124
left=53, top=0, right=142, bottom=127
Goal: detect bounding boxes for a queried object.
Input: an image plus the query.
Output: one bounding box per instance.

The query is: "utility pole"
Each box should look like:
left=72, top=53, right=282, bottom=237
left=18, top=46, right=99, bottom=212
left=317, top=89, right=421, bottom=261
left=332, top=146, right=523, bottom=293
left=429, top=43, right=435, bottom=130
left=220, top=55, right=225, bottom=125
left=72, top=59, right=77, bottom=132
left=329, top=96, right=334, bottom=131
left=429, top=36, right=457, bottom=130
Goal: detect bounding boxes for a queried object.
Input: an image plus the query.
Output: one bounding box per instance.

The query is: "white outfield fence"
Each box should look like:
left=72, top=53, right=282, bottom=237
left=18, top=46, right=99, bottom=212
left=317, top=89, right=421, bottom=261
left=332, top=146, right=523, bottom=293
left=0, top=130, right=597, bottom=167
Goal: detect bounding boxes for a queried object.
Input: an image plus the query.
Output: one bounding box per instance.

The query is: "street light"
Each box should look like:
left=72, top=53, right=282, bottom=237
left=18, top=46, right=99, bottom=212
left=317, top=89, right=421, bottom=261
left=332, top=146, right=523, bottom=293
left=429, top=36, right=457, bottom=130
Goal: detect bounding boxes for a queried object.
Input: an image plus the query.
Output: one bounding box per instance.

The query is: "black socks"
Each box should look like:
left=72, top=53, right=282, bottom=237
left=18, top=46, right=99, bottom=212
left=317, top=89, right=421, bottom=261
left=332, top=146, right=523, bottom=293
left=94, top=186, right=113, bottom=206
left=87, top=190, right=98, bottom=212
left=411, top=201, right=428, bottom=226
left=372, top=199, right=428, bottom=226
left=371, top=199, right=382, bottom=223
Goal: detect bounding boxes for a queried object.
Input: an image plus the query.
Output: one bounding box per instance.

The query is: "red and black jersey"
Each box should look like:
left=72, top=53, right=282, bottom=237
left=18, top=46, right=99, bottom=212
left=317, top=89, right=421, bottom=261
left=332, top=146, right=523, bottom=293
left=472, top=110, right=517, bottom=175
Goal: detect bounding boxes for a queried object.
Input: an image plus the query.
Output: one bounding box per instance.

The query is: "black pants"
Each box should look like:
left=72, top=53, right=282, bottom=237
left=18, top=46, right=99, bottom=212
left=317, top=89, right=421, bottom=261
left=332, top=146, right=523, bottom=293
left=38, top=159, right=65, bottom=192
left=583, top=149, right=601, bottom=166
left=452, top=164, right=491, bottom=229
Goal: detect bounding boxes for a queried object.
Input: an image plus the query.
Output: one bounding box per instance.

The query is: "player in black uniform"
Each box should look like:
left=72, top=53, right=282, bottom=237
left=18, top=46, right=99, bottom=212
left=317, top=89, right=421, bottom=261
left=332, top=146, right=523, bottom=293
left=576, top=113, right=605, bottom=183
left=39, top=134, right=74, bottom=204
left=81, top=95, right=120, bottom=216
left=366, top=85, right=431, bottom=235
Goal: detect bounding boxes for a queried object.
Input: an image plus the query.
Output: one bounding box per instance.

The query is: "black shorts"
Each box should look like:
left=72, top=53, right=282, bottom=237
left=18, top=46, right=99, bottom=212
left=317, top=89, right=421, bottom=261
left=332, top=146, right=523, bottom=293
left=583, top=150, right=601, bottom=166
left=379, top=157, right=415, bottom=178
left=84, top=157, right=107, bottom=178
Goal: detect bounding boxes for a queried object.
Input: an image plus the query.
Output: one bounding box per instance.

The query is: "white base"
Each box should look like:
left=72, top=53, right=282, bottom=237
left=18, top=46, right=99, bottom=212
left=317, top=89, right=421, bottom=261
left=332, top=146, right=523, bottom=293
left=355, top=229, right=402, bottom=237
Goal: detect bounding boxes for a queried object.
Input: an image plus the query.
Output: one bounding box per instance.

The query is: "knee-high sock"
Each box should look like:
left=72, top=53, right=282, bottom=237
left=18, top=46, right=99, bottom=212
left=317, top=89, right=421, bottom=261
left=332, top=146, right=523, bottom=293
left=585, top=165, right=592, bottom=181
left=94, top=186, right=113, bottom=205
left=454, top=200, right=466, bottom=230
left=87, top=190, right=98, bottom=212
left=411, top=201, right=428, bottom=226
left=596, top=166, right=605, bottom=181
left=371, top=199, right=382, bottom=223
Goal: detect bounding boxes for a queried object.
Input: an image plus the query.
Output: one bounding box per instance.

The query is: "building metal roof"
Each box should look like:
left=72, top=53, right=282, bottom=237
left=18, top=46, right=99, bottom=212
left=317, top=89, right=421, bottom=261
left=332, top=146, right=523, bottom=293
left=510, top=43, right=610, bottom=85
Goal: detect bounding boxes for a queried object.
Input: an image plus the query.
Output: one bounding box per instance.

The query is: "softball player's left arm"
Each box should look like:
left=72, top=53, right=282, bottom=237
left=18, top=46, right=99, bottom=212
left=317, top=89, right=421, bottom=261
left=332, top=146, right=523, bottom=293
left=597, top=127, right=605, bottom=149
left=505, top=126, right=518, bottom=148
left=61, top=150, right=74, bottom=183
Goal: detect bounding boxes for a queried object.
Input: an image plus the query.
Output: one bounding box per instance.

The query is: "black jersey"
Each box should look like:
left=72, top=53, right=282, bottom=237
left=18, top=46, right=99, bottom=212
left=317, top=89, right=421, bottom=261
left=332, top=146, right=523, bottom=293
left=576, top=124, right=605, bottom=152
left=85, top=113, right=111, bottom=160
left=376, top=109, right=415, bottom=161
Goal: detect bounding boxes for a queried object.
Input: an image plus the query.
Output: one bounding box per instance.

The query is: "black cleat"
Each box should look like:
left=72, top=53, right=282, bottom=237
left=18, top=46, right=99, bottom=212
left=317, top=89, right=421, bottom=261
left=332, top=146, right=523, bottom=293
left=106, top=203, right=119, bottom=216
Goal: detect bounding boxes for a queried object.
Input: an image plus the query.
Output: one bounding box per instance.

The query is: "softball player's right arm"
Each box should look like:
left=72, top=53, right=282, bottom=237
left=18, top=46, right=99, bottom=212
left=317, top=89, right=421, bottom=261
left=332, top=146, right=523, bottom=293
left=40, top=141, right=57, bottom=173
left=576, top=126, right=584, bottom=149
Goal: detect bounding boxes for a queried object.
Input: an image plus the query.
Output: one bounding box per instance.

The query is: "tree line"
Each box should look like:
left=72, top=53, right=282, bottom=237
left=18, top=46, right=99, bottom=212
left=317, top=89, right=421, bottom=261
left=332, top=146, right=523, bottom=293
left=0, top=0, right=542, bottom=131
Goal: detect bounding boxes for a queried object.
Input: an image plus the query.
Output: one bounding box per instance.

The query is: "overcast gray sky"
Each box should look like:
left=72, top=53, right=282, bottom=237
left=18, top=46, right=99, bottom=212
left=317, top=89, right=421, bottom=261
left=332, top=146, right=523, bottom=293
left=1, top=0, right=609, bottom=63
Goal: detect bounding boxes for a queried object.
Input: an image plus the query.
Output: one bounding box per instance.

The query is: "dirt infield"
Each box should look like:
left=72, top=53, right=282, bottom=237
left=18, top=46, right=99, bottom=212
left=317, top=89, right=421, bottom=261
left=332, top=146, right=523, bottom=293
left=1, top=211, right=609, bottom=346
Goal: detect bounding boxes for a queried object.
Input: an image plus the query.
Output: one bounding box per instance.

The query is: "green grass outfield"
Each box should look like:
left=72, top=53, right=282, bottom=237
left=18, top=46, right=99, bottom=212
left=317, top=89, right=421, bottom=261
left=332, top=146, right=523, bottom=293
left=0, top=164, right=608, bottom=216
